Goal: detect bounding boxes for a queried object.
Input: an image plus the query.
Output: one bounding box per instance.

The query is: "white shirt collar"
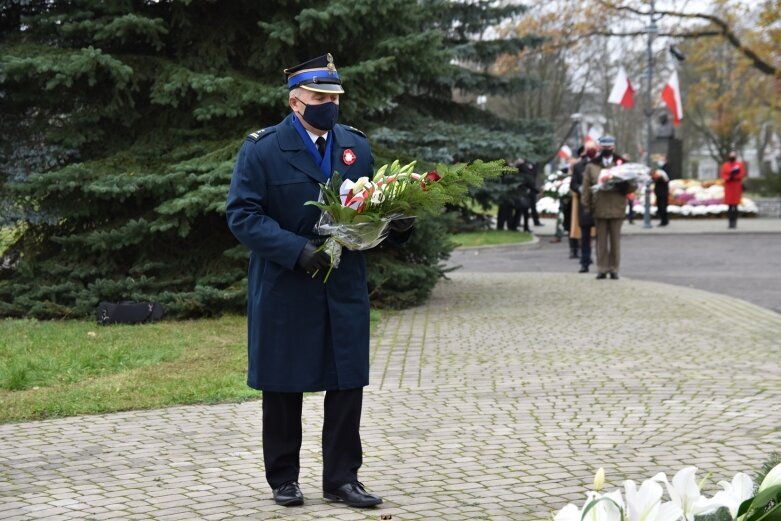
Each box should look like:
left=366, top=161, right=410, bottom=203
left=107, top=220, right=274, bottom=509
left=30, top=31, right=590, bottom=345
left=305, top=129, right=328, bottom=144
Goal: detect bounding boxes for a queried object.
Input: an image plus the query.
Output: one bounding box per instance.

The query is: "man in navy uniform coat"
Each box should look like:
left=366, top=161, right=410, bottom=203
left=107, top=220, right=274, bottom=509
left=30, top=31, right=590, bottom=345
left=226, top=53, right=388, bottom=508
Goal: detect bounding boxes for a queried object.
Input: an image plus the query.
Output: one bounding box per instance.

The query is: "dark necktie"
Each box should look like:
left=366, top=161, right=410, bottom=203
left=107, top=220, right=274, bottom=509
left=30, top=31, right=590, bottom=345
left=315, top=136, right=326, bottom=158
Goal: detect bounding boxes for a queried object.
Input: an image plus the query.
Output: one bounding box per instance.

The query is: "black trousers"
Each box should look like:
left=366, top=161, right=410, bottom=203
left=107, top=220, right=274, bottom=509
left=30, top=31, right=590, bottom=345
left=531, top=199, right=541, bottom=225
left=497, top=202, right=513, bottom=230
left=658, top=202, right=669, bottom=225
left=580, top=226, right=592, bottom=269
left=262, top=388, right=363, bottom=491
left=727, top=204, right=739, bottom=227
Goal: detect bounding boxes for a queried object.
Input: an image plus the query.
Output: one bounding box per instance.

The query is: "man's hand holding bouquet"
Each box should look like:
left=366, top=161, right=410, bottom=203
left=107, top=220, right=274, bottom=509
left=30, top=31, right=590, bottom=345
left=305, top=159, right=503, bottom=281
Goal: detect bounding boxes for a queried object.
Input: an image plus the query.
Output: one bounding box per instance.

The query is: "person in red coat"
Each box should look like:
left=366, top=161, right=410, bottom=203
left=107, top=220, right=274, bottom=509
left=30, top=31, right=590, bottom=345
left=720, top=151, right=747, bottom=229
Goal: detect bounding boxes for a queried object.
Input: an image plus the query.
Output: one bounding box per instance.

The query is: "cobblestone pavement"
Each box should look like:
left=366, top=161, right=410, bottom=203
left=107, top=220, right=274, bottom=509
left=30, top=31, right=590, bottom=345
left=2, top=273, right=781, bottom=520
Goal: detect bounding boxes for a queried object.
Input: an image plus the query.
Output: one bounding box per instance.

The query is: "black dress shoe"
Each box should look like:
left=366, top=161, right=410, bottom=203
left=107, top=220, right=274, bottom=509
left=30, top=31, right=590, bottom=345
left=578, top=266, right=589, bottom=273
left=596, top=272, right=607, bottom=279
left=273, top=481, right=304, bottom=506
left=324, top=481, right=382, bottom=508
left=609, top=272, right=619, bottom=280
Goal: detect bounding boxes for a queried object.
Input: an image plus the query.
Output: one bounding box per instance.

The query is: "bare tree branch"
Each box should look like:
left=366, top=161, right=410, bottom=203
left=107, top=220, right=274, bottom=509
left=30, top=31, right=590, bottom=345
left=595, top=0, right=778, bottom=76
left=590, top=30, right=722, bottom=38
left=690, top=104, right=728, bottom=164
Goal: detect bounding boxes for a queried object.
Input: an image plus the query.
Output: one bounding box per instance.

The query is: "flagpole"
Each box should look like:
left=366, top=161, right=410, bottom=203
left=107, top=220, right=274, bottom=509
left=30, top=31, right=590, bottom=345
left=643, top=0, right=657, bottom=229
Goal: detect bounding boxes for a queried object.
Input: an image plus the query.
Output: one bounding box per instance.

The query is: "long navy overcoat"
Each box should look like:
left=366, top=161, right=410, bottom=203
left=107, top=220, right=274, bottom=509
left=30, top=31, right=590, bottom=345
left=226, top=114, right=374, bottom=392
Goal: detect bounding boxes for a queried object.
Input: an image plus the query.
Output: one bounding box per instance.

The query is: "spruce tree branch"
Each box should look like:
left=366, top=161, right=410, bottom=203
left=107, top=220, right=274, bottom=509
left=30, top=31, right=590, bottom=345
left=594, top=0, right=778, bottom=76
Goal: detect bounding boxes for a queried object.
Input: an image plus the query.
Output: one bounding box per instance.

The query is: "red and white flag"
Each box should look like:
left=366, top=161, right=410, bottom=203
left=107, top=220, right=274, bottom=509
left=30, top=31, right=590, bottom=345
left=584, top=127, right=601, bottom=148
left=607, top=66, right=635, bottom=108
left=558, top=144, right=572, bottom=160
left=661, top=70, right=683, bottom=126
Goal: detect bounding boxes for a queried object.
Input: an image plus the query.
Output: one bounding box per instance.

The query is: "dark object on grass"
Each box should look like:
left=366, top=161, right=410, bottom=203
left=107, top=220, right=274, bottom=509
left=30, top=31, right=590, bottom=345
left=96, top=301, right=165, bottom=325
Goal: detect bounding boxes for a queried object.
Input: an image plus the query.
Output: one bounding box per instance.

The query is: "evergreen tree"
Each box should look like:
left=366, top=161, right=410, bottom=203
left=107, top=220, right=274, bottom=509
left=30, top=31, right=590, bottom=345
left=0, top=0, right=551, bottom=318
left=371, top=0, right=552, bottom=164
left=369, top=0, right=554, bottom=234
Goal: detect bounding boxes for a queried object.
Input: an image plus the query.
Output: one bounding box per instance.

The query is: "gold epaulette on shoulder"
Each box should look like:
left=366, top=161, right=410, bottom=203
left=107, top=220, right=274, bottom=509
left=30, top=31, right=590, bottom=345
left=344, top=125, right=366, bottom=138
left=247, top=128, right=274, bottom=142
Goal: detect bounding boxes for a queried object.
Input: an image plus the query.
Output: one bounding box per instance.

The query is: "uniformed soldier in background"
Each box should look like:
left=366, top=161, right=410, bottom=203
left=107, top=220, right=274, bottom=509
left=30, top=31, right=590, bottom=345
left=227, top=54, right=391, bottom=509
left=581, top=135, right=627, bottom=280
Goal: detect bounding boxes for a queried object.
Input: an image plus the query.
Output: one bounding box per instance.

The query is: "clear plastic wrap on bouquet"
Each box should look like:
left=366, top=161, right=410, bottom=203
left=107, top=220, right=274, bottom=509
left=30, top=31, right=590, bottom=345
left=593, top=162, right=651, bottom=193
left=313, top=211, right=398, bottom=270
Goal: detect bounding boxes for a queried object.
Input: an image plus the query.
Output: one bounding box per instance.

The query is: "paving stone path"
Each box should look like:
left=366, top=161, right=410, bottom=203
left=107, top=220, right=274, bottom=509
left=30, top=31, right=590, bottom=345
left=2, top=272, right=780, bottom=520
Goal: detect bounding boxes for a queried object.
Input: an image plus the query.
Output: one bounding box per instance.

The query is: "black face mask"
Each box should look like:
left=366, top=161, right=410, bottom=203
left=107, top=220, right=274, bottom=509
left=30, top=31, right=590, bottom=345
left=601, top=150, right=613, bottom=159
left=296, top=98, right=339, bottom=131
left=728, top=155, right=737, bottom=161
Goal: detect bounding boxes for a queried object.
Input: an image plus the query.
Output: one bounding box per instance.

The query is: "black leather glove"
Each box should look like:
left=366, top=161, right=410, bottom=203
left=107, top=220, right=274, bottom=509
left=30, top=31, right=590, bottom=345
left=389, top=216, right=416, bottom=233
left=296, top=241, right=331, bottom=273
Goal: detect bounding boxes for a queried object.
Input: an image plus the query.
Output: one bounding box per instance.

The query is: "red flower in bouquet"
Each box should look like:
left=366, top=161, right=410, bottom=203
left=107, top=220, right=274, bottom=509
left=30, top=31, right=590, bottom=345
left=422, top=170, right=441, bottom=190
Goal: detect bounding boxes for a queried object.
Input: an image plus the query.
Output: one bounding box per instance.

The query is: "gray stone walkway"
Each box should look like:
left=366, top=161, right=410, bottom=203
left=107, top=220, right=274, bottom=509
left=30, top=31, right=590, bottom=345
left=2, top=273, right=781, bottom=520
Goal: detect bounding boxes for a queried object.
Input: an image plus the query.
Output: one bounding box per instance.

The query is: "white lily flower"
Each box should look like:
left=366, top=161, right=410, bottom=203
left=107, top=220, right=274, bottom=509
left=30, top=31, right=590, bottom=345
left=758, top=462, right=781, bottom=493
left=712, top=472, right=754, bottom=519
left=653, top=467, right=722, bottom=520
left=399, top=160, right=417, bottom=174
left=373, top=164, right=388, bottom=182
left=624, top=478, right=682, bottom=521
left=554, top=503, right=581, bottom=521
left=339, top=179, right=355, bottom=206
left=554, top=490, right=624, bottom=521
left=370, top=190, right=385, bottom=204
left=594, top=468, right=606, bottom=492
left=586, top=490, right=624, bottom=521
left=351, top=176, right=369, bottom=194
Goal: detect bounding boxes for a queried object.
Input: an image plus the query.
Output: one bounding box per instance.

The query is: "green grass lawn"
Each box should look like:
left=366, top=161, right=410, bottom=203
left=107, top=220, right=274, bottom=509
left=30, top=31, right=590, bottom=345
left=451, top=229, right=534, bottom=247
left=0, top=311, right=381, bottom=423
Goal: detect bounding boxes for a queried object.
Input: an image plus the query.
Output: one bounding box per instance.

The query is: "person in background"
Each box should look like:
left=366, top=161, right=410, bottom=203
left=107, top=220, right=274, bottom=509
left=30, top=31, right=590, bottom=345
left=652, top=154, right=670, bottom=226
left=626, top=192, right=636, bottom=224
left=516, top=157, right=544, bottom=227
left=581, top=135, right=626, bottom=280
left=720, top=150, right=746, bottom=229
left=570, top=142, right=598, bottom=273
left=496, top=162, right=516, bottom=232
left=559, top=165, right=578, bottom=257
left=497, top=159, right=530, bottom=232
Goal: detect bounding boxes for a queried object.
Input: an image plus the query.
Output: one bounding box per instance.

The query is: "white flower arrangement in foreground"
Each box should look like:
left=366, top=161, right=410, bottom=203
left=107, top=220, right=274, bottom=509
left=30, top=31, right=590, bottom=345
left=553, top=463, right=781, bottom=521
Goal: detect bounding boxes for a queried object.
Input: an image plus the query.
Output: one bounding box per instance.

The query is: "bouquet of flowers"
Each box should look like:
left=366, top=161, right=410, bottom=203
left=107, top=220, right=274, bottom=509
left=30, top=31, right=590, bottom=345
left=305, top=159, right=504, bottom=281
left=593, top=162, right=650, bottom=195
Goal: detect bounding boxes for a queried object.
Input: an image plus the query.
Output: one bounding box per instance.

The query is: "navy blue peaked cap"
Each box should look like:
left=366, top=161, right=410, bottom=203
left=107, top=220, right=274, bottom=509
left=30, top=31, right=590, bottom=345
left=284, top=53, right=344, bottom=94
